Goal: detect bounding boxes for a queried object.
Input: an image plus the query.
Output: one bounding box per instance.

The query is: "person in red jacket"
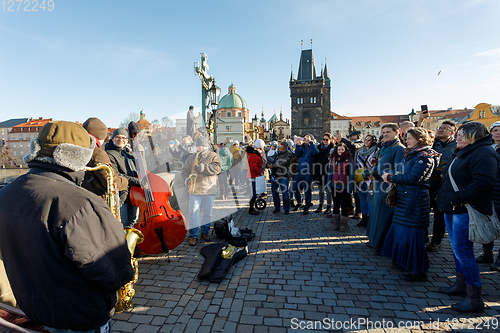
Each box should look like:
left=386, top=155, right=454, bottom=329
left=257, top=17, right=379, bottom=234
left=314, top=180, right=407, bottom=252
left=247, top=139, right=264, bottom=215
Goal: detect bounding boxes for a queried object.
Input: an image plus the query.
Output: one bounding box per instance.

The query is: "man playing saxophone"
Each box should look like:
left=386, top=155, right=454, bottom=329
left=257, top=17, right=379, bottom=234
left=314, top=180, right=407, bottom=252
left=0, top=121, right=134, bottom=332
left=181, top=136, right=221, bottom=246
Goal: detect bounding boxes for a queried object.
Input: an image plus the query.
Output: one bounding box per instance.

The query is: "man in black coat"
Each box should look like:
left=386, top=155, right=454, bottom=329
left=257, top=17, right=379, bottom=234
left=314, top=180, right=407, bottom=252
left=0, top=121, right=134, bottom=331
left=105, top=128, right=142, bottom=227
left=426, top=120, right=457, bottom=252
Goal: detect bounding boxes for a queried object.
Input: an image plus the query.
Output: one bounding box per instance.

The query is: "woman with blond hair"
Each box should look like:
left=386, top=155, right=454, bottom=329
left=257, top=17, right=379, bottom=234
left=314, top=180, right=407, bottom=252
left=436, top=122, right=498, bottom=312
left=381, top=128, right=440, bottom=282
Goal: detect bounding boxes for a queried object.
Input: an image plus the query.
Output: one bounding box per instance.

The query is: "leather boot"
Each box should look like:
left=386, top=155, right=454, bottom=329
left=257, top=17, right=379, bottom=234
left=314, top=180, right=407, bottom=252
left=476, top=242, right=494, bottom=263
left=323, top=205, right=331, bottom=214
left=249, top=198, right=259, bottom=215
left=315, top=204, right=323, bottom=213
left=332, top=214, right=340, bottom=231
left=451, top=285, right=485, bottom=313
left=490, top=253, right=500, bottom=271
left=356, top=215, right=368, bottom=227
left=439, top=272, right=466, bottom=296
left=339, top=216, right=349, bottom=232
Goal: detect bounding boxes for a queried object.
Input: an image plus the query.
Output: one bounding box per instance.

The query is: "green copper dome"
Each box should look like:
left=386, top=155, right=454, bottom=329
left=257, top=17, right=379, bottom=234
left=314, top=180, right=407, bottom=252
left=217, top=84, right=248, bottom=110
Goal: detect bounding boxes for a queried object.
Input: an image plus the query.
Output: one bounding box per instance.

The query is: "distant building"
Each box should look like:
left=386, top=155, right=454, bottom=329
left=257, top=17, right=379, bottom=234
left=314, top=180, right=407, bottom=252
left=467, top=103, right=500, bottom=128
left=9, top=118, right=53, bottom=162
left=137, top=109, right=152, bottom=131
left=290, top=47, right=331, bottom=139
left=216, top=84, right=250, bottom=144
left=330, top=112, right=352, bottom=137
left=0, top=118, right=29, bottom=149
left=268, top=109, right=291, bottom=141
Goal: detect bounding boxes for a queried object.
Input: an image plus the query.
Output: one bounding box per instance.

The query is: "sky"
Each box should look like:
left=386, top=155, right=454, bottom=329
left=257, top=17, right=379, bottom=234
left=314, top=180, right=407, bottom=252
left=0, top=0, right=499, bottom=128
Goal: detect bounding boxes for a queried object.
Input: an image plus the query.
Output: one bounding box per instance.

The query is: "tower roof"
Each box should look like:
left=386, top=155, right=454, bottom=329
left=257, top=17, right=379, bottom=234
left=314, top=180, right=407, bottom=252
left=323, top=63, right=330, bottom=80
left=297, top=49, right=316, bottom=81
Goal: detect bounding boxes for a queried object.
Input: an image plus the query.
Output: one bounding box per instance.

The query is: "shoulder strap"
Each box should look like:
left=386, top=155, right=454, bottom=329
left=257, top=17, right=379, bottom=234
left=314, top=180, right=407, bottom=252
left=447, top=158, right=459, bottom=192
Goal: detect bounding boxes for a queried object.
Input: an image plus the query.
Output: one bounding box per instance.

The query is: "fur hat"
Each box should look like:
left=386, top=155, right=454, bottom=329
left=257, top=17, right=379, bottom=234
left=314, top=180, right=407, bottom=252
left=23, top=121, right=96, bottom=172
left=112, top=128, right=128, bottom=140
left=82, top=117, right=108, bottom=141
left=196, top=136, right=210, bottom=147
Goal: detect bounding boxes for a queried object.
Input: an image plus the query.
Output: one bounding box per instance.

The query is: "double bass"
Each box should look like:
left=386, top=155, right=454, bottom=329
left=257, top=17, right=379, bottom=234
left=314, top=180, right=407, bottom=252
left=129, top=125, right=187, bottom=254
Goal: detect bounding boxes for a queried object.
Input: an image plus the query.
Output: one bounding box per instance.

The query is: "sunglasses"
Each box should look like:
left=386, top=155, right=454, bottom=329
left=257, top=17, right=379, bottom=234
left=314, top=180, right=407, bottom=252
left=323, top=138, right=330, bottom=141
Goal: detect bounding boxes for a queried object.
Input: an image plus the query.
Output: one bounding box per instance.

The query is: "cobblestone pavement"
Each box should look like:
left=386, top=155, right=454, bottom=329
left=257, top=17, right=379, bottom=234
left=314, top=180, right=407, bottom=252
left=113, top=189, right=500, bottom=333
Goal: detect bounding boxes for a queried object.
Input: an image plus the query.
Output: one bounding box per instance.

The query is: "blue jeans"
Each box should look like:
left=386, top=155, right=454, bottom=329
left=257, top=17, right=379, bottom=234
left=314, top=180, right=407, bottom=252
left=188, top=195, right=215, bottom=238
left=120, top=203, right=139, bottom=227
left=444, top=213, right=481, bottom=287
left=317, top=174, right=332, bottom=206
left=46, top=321, right=111, bottom=333
left=357, top=182, right=372, bottom=216
left=293, top=173, right=313, bottom=208
left=271, top=177, right=289, bottom=211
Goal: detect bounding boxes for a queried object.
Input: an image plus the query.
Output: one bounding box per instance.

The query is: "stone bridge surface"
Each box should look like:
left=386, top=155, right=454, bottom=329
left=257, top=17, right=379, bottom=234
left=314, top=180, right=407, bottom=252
left=113, top=191, right=500, bottom=333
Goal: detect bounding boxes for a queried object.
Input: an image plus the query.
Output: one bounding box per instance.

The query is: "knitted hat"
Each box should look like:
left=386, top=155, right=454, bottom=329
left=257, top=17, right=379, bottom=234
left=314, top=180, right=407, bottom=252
left=254, top=139, right=265, bottom=149
left=233, top=140, right=239, bottom=145
left=490, top=121, right=500, bottom=132
left=196, top=136, right=210, bottom=147
left=82, top=117, right=108, bottom=141
left=112, top=128, right=128, bottom=140
left=23, top=121, right=95, bottom=171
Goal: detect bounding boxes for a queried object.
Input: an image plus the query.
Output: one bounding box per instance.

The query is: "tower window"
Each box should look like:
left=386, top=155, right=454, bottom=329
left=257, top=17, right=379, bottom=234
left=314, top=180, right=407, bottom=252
left=227, top=112, right=231, bottom=117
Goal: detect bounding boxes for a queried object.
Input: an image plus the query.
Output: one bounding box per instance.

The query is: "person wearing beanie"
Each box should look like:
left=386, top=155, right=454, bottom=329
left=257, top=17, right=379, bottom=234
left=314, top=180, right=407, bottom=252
left=181, top=135, right=221, bottom=246
left=105, top=127, right=142, bottom=227
left=82, top=117, right=128, bottom=200
left=0, top=121, right=134, bottom=332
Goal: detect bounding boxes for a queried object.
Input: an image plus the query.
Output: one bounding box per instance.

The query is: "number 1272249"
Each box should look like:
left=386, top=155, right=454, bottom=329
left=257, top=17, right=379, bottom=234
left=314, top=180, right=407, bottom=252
left=2, top=0, right=54, bottom=11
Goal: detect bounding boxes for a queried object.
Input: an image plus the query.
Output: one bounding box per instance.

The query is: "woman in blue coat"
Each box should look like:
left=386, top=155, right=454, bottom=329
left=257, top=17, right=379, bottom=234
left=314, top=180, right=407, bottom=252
left=364, top=123, right=405, bottom=253
left=380, top=128, right=440, bottom=281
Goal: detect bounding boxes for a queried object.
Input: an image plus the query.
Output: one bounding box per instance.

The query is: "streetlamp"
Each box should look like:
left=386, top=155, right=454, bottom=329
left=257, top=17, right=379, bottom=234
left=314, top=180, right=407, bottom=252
left=194, top=53, right=221, bottom=144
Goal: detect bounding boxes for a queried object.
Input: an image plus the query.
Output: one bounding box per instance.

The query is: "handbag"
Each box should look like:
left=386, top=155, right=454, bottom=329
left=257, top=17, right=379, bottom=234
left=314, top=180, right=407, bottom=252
left=354, top=167, right=365, bottom=183
left=385, top=182, right=397, bottom=207
left=448, top=159, right=500, bottom=244
left=255, top=175, right=267, bottom=195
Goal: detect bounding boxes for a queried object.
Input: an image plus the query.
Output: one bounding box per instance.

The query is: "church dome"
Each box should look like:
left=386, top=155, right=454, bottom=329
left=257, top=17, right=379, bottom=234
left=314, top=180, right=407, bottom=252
left=217, top=84, right=248, bottom=110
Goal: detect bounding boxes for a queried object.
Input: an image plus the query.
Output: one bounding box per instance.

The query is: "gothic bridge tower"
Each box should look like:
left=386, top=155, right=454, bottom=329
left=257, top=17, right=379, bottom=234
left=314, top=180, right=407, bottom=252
left=290, top=45, right=331, bottom=139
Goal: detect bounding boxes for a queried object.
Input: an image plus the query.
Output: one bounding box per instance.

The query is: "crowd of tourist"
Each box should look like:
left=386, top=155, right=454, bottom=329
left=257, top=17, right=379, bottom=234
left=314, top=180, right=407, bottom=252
left=201, top=119, right=499, bottom=315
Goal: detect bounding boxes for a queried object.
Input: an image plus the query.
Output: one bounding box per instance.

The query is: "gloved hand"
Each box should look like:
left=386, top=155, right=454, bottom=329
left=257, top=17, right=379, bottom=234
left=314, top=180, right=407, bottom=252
left=195, top=163, right=205, bottom=173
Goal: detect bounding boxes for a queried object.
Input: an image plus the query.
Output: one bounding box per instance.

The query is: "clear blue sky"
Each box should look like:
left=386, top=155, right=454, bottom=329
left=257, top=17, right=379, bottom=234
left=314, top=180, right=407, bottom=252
left=1, top=0, right=499, bottom=128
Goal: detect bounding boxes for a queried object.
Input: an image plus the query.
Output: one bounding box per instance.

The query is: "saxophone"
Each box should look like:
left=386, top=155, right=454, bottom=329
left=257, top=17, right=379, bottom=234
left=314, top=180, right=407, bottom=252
left=188, top=152, right=201, bottom=194
left=84, top=163, right=144, bottom=313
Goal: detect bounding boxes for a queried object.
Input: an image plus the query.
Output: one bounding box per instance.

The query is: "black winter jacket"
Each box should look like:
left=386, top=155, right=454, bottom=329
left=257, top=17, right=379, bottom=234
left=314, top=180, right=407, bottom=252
left=105, top=141, right=141, bottom=204
left=437, top=135, right=499, bottom=215
left=390, top=146, right=440, bottom=229
left=314, top=142, right=334, bottom=181
left=430, top=137, right=457, bottom=195
left=0, top=162, right=134, bottom=331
